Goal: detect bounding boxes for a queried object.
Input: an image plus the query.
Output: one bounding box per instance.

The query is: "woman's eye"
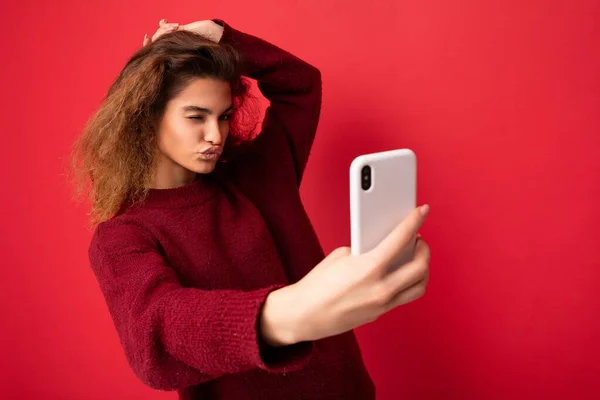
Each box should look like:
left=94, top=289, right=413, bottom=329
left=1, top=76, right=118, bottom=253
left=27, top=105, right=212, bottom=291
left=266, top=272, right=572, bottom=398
left=188, top=115, right=231, bottom=121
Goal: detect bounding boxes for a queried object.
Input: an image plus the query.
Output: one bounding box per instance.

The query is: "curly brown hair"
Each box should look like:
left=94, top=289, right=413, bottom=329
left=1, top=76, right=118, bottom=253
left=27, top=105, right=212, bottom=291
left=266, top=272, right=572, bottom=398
left=70, top=30, right=257, bottom=226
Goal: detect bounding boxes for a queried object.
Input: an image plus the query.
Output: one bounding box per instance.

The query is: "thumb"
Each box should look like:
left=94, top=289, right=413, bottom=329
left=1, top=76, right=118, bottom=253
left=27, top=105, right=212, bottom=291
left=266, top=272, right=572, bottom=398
left=370, top=205, right=430, bottom=267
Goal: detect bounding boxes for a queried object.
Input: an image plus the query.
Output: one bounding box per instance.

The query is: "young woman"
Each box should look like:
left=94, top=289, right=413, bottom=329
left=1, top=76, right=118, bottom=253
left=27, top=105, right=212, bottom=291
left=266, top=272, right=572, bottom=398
left=72, top=18, right=431, bottom=399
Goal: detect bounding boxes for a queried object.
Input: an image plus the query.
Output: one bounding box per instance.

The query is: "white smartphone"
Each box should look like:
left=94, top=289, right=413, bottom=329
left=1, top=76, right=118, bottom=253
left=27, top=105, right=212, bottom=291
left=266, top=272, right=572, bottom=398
left=350, top=149, right=417, bottom=267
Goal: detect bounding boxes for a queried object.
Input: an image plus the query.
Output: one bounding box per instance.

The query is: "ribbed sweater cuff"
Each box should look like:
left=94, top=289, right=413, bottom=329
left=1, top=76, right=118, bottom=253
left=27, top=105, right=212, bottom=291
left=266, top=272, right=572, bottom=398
left=224, top=284, right=315, bottom=373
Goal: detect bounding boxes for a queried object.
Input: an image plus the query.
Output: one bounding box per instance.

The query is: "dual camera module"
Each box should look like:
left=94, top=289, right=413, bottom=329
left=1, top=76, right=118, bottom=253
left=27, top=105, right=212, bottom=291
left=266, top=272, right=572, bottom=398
left=361, top=165, right=372, bottom=190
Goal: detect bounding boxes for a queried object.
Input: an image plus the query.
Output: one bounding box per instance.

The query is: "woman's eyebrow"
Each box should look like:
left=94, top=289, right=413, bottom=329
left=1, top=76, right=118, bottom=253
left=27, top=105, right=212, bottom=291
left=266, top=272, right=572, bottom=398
left=182, top=105, right=234, bottom=114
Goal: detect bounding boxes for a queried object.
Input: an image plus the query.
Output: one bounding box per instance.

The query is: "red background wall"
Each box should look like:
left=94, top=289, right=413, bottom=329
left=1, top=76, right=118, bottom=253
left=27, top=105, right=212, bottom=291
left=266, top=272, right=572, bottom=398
left=1, top=0, right=599, bottom=399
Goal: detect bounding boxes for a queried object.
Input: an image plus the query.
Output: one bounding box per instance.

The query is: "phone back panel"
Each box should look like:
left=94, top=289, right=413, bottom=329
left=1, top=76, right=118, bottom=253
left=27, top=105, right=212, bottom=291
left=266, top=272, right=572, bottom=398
left=350, top=149, right=417, bottom=263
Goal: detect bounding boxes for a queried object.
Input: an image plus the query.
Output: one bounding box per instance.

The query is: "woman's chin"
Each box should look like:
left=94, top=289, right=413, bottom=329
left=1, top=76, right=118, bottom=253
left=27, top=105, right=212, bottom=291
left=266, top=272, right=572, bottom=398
left=192, top=159, right=218, bottom=174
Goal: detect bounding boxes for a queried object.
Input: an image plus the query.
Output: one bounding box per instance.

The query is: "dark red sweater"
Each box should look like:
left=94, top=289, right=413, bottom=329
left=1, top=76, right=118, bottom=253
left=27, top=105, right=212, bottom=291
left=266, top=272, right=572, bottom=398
left=88, top=20, right=375, bottom=399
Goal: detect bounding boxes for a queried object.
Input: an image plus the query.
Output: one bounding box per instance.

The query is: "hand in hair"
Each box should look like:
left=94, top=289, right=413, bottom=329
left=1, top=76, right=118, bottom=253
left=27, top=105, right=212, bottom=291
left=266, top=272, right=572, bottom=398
left=180, top=20, right=224, bottom=43
left=143, top=19, right=179, bottom=46
left=143, top=18, right=224, bottom=47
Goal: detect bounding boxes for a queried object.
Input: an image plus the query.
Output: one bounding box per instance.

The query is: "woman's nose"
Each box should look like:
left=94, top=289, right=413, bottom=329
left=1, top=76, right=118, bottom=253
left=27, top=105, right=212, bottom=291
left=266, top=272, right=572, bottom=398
left=204, top=120, right=223, bottom=145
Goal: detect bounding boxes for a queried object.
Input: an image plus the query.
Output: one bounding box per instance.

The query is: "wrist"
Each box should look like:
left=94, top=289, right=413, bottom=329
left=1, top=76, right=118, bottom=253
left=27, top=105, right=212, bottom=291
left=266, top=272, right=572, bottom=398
left=259, top=284, right=306, bottom=347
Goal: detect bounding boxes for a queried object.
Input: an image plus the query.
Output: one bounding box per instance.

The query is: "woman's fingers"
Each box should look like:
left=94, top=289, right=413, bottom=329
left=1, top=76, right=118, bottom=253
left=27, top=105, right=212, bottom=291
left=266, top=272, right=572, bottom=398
left=369, top=206, right=429, bottom=272
left=382, top=239, right=430, bottom=313
left=159, top=19, right=178, bottom=30
left=151, top=24, right=179, bottom=42
left=142, top=19, right=179, bottom=46
left=380, top=237, right=431, bottom=305
left=385, top=278, right=428, bottom=311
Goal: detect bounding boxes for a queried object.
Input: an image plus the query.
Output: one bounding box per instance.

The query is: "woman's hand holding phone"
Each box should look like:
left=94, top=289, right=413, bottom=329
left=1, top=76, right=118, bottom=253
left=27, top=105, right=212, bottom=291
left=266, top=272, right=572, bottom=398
left=260, top=205, right=431, bottom=346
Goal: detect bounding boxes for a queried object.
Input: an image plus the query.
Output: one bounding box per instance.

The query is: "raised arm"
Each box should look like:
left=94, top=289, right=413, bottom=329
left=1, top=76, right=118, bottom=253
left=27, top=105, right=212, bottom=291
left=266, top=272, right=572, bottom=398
left=214, top=19, right=323, bottom=186
left=88, top=221, right=313, bottom=390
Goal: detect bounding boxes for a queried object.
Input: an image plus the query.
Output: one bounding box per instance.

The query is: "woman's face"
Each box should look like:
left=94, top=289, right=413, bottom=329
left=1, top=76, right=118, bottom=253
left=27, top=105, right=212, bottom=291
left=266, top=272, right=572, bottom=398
left=154, top=77, right=233, bottom=187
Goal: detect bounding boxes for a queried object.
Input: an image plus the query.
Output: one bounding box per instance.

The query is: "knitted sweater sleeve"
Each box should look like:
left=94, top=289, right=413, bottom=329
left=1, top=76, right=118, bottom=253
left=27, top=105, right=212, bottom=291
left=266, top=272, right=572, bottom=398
left=215, top=19, right=322, bottom=187
left=88, top=221, right=314, bottom=390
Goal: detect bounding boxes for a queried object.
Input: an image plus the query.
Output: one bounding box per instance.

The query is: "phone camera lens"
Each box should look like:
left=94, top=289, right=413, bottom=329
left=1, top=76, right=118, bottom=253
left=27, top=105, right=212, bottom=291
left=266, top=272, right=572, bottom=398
left=361, top=165, right=371, bottom=190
